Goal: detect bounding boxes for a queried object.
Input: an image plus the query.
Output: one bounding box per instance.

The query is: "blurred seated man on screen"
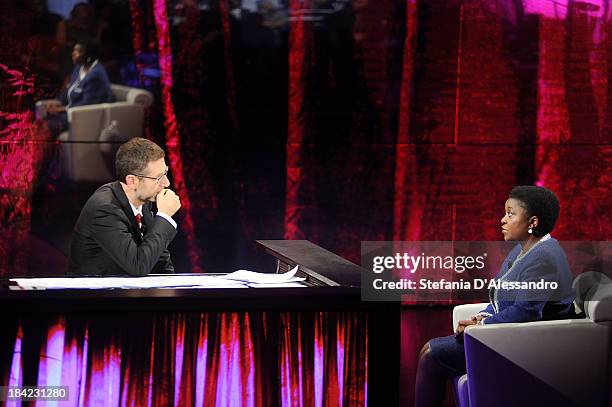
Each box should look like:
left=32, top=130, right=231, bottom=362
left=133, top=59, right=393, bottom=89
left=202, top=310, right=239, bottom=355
left=67, top=138, right=180, bottom=276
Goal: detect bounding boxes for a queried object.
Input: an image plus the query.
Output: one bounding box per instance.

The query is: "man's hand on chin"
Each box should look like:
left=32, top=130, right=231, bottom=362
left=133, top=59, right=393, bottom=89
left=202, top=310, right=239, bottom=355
left=156, top=189, right=181, bottom=217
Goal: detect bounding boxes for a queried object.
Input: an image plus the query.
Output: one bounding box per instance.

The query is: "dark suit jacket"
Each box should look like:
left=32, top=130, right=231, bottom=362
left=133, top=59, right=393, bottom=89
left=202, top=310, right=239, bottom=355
left=67, top=181, right=176, bottom=276
left=59, top=62, right=114, bottom=108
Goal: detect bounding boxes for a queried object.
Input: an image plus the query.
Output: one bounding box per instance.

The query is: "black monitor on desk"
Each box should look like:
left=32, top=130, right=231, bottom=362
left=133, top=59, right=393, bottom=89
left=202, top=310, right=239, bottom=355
left=256, top=239, right=363, bottom=287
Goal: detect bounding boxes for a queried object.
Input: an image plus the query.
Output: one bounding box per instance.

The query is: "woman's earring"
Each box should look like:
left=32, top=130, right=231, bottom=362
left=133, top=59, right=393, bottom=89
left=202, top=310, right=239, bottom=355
left=528, top=228, right=533, bottom=234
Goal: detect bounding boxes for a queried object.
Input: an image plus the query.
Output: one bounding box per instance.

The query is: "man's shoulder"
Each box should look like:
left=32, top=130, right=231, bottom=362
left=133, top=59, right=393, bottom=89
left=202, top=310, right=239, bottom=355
left=74, top=182, right=127, bottom=233
left=88, top=181, right=117, bottom=201
left=82, top=182, right=124, bottom=213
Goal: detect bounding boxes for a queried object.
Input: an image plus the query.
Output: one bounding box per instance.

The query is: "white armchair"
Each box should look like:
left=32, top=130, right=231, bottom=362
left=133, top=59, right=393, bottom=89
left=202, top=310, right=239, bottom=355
left=451, top=303, right=488, bottom=407
left=36, top=84, right=154, bottom=183
left=452, top=272, right=612, bottom=407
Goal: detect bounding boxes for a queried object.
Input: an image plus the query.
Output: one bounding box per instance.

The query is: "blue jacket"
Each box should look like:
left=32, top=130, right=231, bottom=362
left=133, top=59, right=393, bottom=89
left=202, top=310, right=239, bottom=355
left=60, top=61, right=114, bottom=108
left=480, top=237, right=576, bottom=324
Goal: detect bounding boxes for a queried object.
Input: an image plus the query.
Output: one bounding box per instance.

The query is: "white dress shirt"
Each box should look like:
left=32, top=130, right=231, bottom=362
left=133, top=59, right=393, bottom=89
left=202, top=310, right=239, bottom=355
left=129, top=203, right=177, bottom=229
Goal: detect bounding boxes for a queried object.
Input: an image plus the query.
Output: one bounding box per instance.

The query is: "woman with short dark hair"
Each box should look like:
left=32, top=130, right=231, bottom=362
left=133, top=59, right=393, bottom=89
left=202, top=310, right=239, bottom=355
left=43, top=39, right=113, bottom=137
left=415, top=186, right=576, bottom=406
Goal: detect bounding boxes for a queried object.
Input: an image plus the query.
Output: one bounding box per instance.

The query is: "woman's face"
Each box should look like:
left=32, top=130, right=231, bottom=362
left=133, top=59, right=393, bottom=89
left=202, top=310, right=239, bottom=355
left=500, top=198, right=535, bottom=241
left=72, top=44, right=86, bottom=64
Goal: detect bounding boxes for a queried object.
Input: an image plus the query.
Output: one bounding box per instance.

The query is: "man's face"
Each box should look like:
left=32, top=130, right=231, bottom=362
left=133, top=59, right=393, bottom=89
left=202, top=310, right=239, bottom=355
left=135, top=158, right=170, bottom=203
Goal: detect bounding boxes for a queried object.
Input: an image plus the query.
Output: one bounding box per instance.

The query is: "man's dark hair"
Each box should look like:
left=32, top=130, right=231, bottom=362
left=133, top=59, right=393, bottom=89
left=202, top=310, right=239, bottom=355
left=116, top=137, right=165, bottom=183
left=509, top=185, right=560, bottom=236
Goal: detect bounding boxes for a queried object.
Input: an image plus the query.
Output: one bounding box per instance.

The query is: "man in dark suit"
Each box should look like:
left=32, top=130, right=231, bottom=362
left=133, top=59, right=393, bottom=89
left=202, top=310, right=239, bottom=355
left=67, top=138, right=181, bottom=276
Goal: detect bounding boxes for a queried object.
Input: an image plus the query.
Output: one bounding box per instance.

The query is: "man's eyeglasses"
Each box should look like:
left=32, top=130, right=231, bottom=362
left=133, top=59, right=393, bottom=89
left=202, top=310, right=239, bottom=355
left=134, top=166, right=169, bottom=183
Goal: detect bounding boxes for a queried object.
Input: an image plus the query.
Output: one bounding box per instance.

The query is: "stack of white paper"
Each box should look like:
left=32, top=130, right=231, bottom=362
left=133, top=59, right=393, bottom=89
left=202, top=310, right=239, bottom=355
left=9, top=266, right=306, bottom=290
left=9, top=276, right=247, bottom=290
left=222, top=266, right=305, bottom=287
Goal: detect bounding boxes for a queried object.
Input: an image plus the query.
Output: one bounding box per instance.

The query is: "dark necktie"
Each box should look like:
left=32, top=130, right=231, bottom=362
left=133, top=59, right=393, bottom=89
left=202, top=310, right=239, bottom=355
left=135, top=213, right=143, bottom=234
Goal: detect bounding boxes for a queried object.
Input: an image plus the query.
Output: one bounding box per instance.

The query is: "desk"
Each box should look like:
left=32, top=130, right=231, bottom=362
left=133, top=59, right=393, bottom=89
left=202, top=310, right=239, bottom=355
left=0, top=241, right=399, bottom=406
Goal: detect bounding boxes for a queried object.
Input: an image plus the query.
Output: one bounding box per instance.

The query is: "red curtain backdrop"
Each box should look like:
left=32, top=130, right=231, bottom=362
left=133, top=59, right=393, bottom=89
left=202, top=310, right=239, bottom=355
left=0, top=1, right=609, bottom=271
left=1, top=1, right=611, bottom=405
left=283, top=0, right=611, bottom=268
